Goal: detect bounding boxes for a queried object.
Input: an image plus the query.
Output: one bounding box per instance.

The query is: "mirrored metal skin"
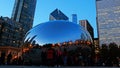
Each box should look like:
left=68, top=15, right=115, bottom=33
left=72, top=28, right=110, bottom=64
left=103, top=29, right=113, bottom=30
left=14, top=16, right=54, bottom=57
left=24, top=20, right=92, bottom=46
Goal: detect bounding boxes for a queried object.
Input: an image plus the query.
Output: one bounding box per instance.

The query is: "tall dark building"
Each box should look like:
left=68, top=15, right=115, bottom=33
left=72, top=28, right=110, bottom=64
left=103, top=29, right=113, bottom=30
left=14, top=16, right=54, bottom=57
left=11, top=0, right=37, bottom=33
left=49, top=9, right=69, bottom=21
left=96, top=0, right=120, bottom=46
left=11, top=0, right=37, bottom=46
left=79, top=20, right=94, bottom=40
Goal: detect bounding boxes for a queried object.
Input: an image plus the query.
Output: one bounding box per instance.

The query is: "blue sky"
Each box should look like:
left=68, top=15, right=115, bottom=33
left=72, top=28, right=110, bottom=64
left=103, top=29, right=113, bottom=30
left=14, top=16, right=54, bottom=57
left=0, top=0, right=97, bottom=38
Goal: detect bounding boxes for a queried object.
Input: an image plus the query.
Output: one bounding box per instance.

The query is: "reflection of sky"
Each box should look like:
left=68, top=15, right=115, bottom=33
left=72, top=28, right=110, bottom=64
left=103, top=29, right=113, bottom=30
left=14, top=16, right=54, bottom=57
left=25, top=20, right=92, bottom=45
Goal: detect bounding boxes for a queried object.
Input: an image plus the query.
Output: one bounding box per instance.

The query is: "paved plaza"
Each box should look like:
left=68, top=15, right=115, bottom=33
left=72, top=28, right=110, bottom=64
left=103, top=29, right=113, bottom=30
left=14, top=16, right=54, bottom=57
left=0, top=66, right=120, bottom=68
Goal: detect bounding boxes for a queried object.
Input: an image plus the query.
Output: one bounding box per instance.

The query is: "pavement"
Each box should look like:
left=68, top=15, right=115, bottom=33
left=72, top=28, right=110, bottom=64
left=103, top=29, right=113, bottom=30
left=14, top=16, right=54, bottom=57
left=0, top=66, right=120, bottom=68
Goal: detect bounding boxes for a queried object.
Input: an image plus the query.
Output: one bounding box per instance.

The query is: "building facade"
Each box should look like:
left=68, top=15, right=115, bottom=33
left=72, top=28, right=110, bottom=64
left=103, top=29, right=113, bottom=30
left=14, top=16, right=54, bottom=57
left=0, top=0, right=37, bottom=61
left=0, top=17, right=22, bottom=47
left=49, top=9, right=69, bottom=21
left=11, top=0, right=37, bottom=38
left=96, top=0, right=120, bottom=46
left=72, top=14, right=77, bottom=23
left=0, top=17, right=22, bottom=58
left=79, top=20, right=94, bottom=40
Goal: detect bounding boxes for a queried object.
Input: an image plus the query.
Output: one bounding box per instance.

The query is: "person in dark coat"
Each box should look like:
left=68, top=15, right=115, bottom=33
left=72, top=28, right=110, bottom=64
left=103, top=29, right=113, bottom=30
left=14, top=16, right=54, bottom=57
left=46, top=47, right=56, bottom=66
left=1, top=52, right=6, bottom=65
left=41, top=50, right=46, bottom=66
left=7, top=52, right=12, bottom=65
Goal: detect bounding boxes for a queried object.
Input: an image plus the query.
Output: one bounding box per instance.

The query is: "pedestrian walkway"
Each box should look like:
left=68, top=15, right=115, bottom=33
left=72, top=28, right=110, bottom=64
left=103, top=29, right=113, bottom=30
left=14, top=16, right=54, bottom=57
left=0, top=66, right=120, bottom=68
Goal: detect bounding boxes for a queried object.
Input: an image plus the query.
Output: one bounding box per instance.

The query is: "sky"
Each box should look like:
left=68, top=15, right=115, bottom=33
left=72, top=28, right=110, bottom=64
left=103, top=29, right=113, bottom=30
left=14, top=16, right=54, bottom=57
left=0, top=0, right=97, bottom=38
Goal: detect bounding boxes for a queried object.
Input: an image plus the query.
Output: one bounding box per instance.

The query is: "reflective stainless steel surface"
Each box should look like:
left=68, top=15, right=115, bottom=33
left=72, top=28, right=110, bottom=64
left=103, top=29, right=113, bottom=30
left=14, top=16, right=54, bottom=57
left=24, top=20, right=92, bottom=46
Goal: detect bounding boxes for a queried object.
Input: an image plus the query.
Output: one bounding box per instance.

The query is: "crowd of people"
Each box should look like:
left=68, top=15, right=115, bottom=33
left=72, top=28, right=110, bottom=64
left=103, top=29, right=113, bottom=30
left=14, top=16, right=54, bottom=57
left=40, top=45, right=94, bottom=67
left=95, top=43, right=120, bottom=67
left=39, top=43, right=120, bottom=67
left=0, top=52, right=12, bottom=65
left=0, top=43, right=120, bottom=67
left=0, top=52, right=23, bottom=65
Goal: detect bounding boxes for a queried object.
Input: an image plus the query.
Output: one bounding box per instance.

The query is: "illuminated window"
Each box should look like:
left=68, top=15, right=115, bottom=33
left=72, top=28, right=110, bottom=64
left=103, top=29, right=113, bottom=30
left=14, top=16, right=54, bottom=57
left=24, top=3, right=28, bottom=8
left=13, top=41, right=15, bottom=43
left=19, top=27, right=22, bottom=30
left=15, top=29, right=18, bottom=32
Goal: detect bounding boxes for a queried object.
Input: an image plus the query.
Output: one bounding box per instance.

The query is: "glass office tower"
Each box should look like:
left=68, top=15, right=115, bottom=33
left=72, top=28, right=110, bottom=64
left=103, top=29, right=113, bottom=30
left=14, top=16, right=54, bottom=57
left=72, top=14, right=77, bottom=24
left=96, top=0, right=120, bottom=46
left=49, top=9, right=69, bottom=21
left=11, top=0, right=37, bottom=33
left=11, top=0, right=37, bottom=45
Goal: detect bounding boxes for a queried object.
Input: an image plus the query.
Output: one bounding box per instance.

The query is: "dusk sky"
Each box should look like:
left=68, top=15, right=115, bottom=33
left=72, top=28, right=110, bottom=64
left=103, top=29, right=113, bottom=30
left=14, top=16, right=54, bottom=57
left=0, top=0, right=97, bottom=38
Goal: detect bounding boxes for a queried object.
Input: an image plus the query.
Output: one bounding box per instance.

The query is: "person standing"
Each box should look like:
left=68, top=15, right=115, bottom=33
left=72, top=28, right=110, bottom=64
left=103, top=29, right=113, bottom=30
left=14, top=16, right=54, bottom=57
left=41, top=48, right=47, bottom=66
left=7, top=52, right=12, bottom=65
left=46, top=46, right=55, bottom=66
left=56, top=48, right=63, bottom=67
left=1, top=52, right=6, bottom=65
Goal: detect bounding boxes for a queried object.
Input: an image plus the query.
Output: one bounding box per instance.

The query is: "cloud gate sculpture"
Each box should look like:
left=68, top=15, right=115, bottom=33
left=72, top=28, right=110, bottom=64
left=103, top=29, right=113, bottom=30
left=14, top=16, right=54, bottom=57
left=22, top=20, right=92, bottom=65
left=24, top=20, right=92, bottom=46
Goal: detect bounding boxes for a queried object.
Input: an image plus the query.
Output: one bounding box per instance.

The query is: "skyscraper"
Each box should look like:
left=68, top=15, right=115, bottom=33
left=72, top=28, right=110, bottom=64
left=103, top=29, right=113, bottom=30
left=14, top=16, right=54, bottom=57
left=49, top=9, right=69, bottom=21
left=72, top=14, right=77, bottom=23
left=79, top=20, right=94, bottom=40
left=11, top=0, right=37, bottom=33
left=96, top=0, right=120, bottom=46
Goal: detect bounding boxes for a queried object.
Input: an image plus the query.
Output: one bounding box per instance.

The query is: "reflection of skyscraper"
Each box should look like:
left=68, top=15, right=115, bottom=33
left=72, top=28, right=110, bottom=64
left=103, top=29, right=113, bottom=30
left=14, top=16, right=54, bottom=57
left=11, top=0, right=37, bottom=33
left=96, top=0, right=120, bottom=45
left=72, top=14, right=77, bottom=23
left=49, top=9, right=69, bottom=21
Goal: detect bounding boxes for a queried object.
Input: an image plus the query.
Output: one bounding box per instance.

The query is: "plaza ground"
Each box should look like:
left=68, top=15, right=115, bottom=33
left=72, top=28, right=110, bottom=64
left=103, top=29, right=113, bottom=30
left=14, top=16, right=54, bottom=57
left=0, top=66, right=119, bottom=68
